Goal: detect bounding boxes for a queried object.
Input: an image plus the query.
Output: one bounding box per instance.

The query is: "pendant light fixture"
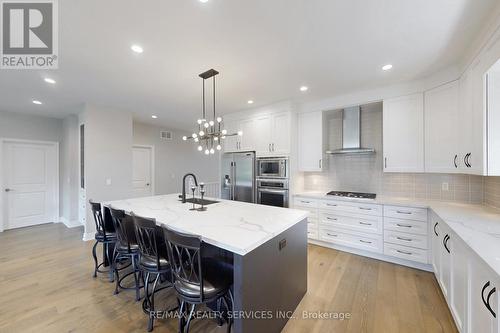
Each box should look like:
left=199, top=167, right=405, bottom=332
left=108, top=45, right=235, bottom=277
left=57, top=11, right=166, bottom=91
left=182, top=69, right=242, bottom=155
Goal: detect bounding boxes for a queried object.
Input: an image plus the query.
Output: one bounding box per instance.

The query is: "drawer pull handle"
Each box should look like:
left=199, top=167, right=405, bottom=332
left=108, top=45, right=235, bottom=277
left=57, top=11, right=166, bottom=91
left=396, top=224, right=412, bottom=228
left=359, top=240, right=372, bottom=244
left=396, top=249, right=413, bottom=255
left=326, top=203, right=338, bottom=207
left=396, top=236, right=413, bottom=241
left=396, top=210, right=412, bottom=215
left=301, top=201, right=311, bottom=204
left=326, top=233, right=338, bottom=237
left=359, top=222, right=372, bottom=226
left=359, top=207, right=372, bottom=211
left=326, top=217, right=338, bottom=221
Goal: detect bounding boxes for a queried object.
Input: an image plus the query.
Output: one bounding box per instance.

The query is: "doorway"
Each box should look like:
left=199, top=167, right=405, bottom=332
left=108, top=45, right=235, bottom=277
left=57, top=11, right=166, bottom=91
left=132, top=145, right=154, bottom=197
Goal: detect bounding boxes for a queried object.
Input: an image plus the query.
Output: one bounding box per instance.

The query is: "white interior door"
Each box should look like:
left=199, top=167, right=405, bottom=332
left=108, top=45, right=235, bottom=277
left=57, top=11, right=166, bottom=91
left=2, top=140, right=58, bottom=230
left=132, top=146, right=153, bottom=197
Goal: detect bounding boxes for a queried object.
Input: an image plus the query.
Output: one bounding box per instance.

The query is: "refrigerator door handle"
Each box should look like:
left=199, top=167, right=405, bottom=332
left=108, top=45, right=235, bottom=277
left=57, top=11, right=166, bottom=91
left=231, top=162, right=236, bottom=201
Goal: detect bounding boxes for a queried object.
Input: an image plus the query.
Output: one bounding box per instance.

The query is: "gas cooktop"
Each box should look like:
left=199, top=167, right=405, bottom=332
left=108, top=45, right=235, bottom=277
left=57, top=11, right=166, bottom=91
left=326, top=191, right=376, bottom=200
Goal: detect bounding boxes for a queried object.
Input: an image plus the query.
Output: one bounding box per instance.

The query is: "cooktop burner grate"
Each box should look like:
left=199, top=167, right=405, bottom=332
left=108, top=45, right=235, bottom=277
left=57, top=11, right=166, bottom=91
left=326, top=191, right=376, bottom=199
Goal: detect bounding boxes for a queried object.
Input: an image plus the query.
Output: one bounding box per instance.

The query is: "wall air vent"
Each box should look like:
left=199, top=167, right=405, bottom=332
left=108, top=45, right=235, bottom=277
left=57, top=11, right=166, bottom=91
left=160, top=131, right=173, bottom=140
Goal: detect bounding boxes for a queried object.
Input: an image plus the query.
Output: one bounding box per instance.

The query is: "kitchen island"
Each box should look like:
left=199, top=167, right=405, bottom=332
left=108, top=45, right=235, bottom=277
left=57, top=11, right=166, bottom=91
left=106, top=193, right=309, bottom=333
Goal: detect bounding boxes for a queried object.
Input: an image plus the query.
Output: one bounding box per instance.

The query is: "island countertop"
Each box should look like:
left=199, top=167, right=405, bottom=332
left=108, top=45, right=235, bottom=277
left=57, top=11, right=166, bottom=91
left=105, top=194, right=308, bottom=256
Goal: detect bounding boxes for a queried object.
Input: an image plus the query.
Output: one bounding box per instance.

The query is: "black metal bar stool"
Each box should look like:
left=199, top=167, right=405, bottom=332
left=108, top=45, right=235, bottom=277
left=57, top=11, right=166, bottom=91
left=163, top=226, right=234, bottom=333
left=132, top=213, right=174, bottom=332
left=90, top=200, right=117, bottom=281
left=109, top=206, right=143, bottom=301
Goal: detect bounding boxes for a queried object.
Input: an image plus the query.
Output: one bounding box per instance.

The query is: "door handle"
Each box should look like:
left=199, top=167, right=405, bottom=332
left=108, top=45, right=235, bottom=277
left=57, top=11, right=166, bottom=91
left=482, top=281, right=497, bottom=318
left=4, top=188, right=13, bottom=192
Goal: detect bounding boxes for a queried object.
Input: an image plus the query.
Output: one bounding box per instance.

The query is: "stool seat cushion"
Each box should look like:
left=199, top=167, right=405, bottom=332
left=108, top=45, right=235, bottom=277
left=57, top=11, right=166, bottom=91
left=139, top=254, right=169, bottom=271
left=95, top=231, right=117, bottom=242
left=115, top=241, right=139, bottom=253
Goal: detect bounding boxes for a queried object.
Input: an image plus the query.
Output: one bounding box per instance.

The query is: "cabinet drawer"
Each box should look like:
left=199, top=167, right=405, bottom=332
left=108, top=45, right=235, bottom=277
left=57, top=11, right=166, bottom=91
left=307, top=229, right=318, bottom=240
left=384, top=230, right=428, bottom=250
left=319, top=226, right=383, bottom=253
left=319, top=211, right=382, bottom=235
left=384, top=217, right=428, bottom=235
left=384, top=205, right=428, bottom=221
left=319, top=200, right=382, bottom=217
left=384, top=243, right=428, bottom=264
left=294, top=197, right=319, bottom=208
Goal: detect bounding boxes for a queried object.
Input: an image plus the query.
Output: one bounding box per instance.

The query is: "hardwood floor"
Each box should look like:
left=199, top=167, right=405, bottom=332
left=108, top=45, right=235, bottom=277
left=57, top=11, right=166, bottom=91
left=0, top=223, right=457, bottom=333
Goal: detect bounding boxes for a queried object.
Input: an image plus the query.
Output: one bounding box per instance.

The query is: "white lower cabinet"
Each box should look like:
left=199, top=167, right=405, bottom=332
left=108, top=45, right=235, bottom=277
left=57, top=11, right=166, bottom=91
left=450, top=235, right=468, bottom=332
left=469, top=262, right=498, bottom=333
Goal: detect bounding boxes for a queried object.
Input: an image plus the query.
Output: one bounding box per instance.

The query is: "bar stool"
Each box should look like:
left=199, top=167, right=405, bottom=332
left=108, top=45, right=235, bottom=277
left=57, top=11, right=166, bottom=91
left=109, top=207, right=142, bottom=301
left=163, top=226, right=234, bottom=333
left=90, top=200, right=117, bottom=281
left=132, top=213, right=174, bottom=332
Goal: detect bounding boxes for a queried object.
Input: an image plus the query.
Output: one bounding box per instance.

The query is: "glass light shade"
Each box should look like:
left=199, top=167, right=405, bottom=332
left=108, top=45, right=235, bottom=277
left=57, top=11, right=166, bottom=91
left=217, top=117, right=222, bottom=123
left=216, top=144, right=222, bottom=150
left=214, top=136, right=218, bottom=141
left=194, top=137, right=199, bottom=142
left=192, top=133, right=198, bottom=138
left=210, top=148, right=215, bottom=154
left=204, top=122, right=209, bottom=128
left=197, top=119, right=202, bottom=124
left=209, top=120, right=214, bottom=126
left=199, top=130, right=205, bottom=136
left=197, top=145, right=203, bottom=151
left=238, top=130, right=243, bottom=136
left=221, top=136, right=226, bottom=139
left=221, top=129, right=227, bottom=135
left=204, top=149, right=210, bottom=155
left=182, top=136, right=187, bottom=141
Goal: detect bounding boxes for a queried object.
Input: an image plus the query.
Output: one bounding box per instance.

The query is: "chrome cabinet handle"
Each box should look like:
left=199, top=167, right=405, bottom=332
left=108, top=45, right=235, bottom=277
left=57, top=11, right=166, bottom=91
left=359, top=207, right=372, bottom=211
left=300, top=200, right=311, bottom=204
left=326, top=217, right=338, bottom=221
left=396, top=236, right=413, bottom=241
left=326, top=203, right=337, bottom=207
left=396, top=223, right=412, bottom=228
left=359, top=222, right=372, bottom=226
left=326, top=233, right=338, bottom=237
left=359, top=239, right=372, bottom=244
left=396, top=210, right=412, bottom=215
left=397, top=249, right=413, bottom=255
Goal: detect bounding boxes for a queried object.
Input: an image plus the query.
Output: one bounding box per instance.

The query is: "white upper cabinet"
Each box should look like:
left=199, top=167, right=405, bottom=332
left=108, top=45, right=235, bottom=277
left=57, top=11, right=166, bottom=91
left=222, top=111, right=291, bottom=155
left=298, top=111, right=324, bottom=172
left=487, top=58, right=500, bottom=176
left=424, top=80, right=461, bottom=173
left=271, top=112, right=291, bottom=155
left=383, top=93, right=424, bottom=172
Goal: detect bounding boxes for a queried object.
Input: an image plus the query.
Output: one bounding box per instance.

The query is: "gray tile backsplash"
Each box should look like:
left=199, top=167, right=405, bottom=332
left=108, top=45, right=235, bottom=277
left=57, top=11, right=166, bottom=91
left=302, top=103, right=487, bottom=204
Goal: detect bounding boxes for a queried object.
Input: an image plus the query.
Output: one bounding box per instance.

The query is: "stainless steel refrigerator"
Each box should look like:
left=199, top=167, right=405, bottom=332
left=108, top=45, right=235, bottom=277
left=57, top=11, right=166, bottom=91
left=221, top=152, right=256, bottom=203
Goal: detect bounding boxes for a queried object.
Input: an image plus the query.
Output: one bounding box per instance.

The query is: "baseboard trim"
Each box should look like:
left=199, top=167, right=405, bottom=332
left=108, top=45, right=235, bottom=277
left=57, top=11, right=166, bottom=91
left=308, top=239, right=433, bottom=272
left=59, top=216, right=83, bottom=228
left=82, top=232, right=94, bottom=242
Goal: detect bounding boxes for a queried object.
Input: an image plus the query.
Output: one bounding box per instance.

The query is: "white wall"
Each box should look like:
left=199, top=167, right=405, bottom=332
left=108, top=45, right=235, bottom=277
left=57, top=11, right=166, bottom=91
left=133, top=122, right=219, bottom=195
left=83, top=105, right=133, bottom=237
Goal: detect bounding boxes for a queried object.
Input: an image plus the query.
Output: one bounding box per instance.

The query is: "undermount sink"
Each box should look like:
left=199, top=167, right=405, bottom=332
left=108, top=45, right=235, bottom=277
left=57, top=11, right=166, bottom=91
left=183, top=198, right=219, bottom=205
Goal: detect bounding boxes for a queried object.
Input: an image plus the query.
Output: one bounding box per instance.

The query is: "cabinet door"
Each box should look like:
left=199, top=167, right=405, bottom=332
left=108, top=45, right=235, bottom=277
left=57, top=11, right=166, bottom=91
left=238, top=118, right=256, bottom=151
left=425, top=81, right=460, bottom=173
left=254, top=115, right=272, bottom=156
left=298, top=111, right=323, bottom=172
left=450, top=234, right=468, bottom=332
left=487, top=62, right=500, bottom=175
left=431, top=216, right=442, bottom=278
left=223, top=119, right=239, bottom=153
left=470, top=261, right=498, bottom=333
left=272, top=112, right=291, bottom=155
left=383, top=93, right=424, bottom=172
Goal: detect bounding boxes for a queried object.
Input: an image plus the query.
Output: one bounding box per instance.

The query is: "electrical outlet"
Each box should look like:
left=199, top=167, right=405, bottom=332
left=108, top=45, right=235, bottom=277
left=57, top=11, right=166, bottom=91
left=442, top=182, right=449, bottom=191
left=106, top=178, right=112, bottom=186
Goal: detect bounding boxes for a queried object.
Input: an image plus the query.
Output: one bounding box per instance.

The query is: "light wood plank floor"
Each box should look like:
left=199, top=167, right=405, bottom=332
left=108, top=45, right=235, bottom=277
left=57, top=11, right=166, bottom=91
left=0, top=223, right=457, bottom=333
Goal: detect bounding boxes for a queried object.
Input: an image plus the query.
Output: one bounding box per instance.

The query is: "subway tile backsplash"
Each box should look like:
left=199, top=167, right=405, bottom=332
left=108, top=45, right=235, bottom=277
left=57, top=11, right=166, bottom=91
left=301, top=103, right=495, bottom=205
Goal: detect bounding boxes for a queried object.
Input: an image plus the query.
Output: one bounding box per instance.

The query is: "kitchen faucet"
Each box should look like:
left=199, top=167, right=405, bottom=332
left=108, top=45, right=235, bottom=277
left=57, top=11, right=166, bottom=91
left=181, top=173, right=198, bottom=203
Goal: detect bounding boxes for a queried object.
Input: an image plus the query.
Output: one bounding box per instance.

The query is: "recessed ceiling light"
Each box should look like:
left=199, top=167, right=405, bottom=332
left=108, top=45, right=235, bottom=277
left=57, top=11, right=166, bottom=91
left=131, top=44, right=143, bottom=53
left=247, top=100, right=254, bottom=104
left=300, top=86, right=308, bottom=92
left=199, top=0, right=209, bottom=3
left=44, top=78, right=56, bottom=84
left=151, top=115, right=158, bottom=119
left=382, top=64, right=393, bottom=71
left=32, top=100, right=42, bottom=105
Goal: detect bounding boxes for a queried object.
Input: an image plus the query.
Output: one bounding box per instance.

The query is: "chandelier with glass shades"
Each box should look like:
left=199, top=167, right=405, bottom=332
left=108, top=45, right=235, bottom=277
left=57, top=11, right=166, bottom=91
left=183, top=69, right=242, bottom=155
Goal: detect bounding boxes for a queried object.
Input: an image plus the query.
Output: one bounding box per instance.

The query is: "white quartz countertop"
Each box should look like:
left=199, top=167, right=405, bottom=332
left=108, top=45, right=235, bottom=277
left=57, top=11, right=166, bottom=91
left=105, top=194, right=308, bottom=256
left=295, top=191, right=500, bottom=276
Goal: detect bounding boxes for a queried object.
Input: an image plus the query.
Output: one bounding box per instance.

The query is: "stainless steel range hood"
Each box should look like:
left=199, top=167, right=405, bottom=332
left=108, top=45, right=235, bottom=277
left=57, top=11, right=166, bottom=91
left=325, top=106, right=375, bottom=155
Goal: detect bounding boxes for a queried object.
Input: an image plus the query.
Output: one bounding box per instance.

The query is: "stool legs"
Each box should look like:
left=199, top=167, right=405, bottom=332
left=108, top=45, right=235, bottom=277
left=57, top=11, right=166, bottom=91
left=92, top=241, right=98, bottom=278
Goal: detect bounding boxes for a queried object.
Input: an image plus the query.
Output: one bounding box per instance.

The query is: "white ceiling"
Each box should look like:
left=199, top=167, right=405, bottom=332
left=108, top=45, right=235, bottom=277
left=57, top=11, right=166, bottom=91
left=0, top=0, right=498, bottom=130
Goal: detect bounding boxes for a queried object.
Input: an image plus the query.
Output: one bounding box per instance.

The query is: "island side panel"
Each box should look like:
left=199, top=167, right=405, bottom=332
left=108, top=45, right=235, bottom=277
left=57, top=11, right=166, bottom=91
left=232, top=218, right=308, bottom=333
